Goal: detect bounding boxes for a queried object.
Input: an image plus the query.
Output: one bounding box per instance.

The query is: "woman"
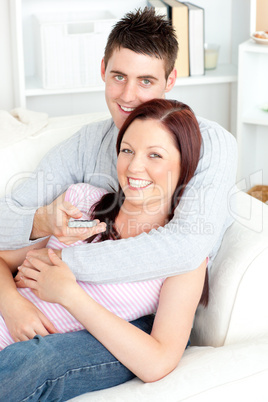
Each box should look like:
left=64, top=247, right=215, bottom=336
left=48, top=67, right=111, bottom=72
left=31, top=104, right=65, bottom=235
left=0, top=99, right=207, bottom=383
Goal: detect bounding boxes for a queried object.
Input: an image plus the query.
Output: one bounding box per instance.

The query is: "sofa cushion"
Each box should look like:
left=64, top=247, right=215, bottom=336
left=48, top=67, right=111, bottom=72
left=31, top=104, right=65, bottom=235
left=68, top=337, right=268, bottom=401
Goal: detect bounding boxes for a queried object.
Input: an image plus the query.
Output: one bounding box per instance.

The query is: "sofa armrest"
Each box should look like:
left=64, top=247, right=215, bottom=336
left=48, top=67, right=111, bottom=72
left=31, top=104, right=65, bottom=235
left=191, top=192, right=268, bottom=347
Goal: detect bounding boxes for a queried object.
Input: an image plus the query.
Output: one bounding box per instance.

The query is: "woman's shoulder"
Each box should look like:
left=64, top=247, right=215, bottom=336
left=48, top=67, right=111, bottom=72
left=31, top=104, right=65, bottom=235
left=65, top=183, right=108, bottom=213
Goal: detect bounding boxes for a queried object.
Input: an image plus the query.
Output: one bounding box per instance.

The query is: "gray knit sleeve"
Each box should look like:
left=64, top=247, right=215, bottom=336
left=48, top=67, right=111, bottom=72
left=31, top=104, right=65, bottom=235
left=63, top=119, right=238, bottom=283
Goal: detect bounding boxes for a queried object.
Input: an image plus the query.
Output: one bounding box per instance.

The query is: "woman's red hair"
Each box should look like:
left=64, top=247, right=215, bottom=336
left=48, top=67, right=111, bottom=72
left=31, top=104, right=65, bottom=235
left=89, top=99, right=208, bottom=306
left=116, top=98, right=202, bottom=217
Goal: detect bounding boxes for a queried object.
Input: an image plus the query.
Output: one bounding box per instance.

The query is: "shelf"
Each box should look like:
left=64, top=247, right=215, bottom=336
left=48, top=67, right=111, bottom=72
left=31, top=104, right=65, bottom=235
left=174, top=64, right=237, bottom=86
left=25, top=76, right=105, bottom=96
left=25, top=64, right=237, bottom=97
left=237, top=39, right=268, bottom=184
left=242, top=106, right=268, bottom=126
left=242, top=39, right=268, bottom=54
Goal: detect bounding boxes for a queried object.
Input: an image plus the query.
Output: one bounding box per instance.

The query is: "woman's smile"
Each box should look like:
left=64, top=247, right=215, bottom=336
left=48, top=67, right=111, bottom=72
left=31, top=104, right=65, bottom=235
left=127, top=177, right=153, bottom=190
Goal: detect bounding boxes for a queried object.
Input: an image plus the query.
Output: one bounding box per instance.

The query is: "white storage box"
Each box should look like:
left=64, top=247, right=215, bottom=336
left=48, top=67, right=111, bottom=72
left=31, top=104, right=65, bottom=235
left=33, top=12, right=117, bottom=89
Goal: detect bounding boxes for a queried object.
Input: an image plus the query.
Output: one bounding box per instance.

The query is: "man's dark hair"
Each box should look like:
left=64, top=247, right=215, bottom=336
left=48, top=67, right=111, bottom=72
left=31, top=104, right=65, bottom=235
left=104, top=7, right=178, bottom=79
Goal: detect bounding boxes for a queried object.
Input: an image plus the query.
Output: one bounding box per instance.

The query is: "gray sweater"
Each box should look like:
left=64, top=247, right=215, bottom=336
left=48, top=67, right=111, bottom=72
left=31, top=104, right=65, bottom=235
left=0, top=117, right=237, bottom=283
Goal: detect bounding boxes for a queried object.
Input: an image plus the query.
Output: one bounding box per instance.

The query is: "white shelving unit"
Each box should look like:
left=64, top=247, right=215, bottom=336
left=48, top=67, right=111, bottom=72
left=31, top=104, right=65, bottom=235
left=10, top=0, right=250, bottom=130
left=236, top=40, right=268, bottom=188
left=24, top=63, right=238, bottom=97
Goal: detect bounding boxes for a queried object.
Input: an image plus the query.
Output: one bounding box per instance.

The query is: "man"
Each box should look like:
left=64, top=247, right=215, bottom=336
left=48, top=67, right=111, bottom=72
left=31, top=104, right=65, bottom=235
left=0, top=8, right=237, bottom=401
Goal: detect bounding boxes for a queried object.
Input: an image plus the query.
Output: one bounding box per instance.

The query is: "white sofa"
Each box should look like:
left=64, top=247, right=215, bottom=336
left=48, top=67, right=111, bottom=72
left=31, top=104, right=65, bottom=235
left=1, top=112, right=268, bottom=401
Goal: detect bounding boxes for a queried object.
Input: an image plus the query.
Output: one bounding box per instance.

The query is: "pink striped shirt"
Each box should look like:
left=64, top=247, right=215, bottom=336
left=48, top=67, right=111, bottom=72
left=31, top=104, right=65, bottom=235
left=0, top=183, right=165, bottom=350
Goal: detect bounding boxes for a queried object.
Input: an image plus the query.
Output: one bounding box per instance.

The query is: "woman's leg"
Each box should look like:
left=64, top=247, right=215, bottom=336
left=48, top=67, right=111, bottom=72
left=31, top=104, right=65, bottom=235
left=0, top=314, right=154, bottom=402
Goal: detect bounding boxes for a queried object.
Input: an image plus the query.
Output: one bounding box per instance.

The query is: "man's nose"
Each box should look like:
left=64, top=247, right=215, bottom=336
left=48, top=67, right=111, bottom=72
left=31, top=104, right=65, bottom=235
left=121, top=81, right=136, bottom=103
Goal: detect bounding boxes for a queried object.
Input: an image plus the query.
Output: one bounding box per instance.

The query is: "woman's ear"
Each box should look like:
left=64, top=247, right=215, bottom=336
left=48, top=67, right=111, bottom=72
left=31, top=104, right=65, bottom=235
left=101, top=58, right=106, bottom=82
left=165, top=69, right=177, bottom=93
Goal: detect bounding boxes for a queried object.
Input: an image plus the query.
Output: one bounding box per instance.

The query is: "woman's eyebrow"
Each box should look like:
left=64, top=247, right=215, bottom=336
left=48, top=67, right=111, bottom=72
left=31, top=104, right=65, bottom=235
left=120, top=141, right=132, bottom=147
left=148, top=145, right=168, bottom=153
left=121, top=143, right=169, bottom=152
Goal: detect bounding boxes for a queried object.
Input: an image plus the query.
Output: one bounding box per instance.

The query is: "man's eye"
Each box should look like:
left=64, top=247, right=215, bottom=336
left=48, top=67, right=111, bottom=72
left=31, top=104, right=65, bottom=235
left=142, top=79, right=151, bottom=85
left=115, top=75, right=125, bottom=82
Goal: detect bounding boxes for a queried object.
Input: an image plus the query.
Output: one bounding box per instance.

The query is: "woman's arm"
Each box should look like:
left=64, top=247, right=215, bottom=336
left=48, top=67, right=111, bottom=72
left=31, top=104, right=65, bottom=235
left=0, top=239, right=48, bottom=271
left=0, top=240, right=57, bottom=342
left=20, top=250, right=206, bottom=382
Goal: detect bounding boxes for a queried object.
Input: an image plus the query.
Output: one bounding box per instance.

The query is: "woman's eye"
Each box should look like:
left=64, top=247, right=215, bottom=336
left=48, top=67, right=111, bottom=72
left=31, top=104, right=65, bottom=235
left=120, top=148, right=133, bottom=154
left=149, top=153, right=162, bottom=159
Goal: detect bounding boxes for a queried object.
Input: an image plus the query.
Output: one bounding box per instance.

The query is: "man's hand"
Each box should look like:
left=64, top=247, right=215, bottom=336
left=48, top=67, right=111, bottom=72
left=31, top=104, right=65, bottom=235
left=31, top=195, right=106, bottom=245
left=1, top=294, right=58, bottom=342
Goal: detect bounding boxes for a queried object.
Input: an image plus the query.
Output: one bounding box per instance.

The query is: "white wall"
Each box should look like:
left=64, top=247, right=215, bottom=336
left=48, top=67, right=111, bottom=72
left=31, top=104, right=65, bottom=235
left=0, top=0, right=14, bottom=110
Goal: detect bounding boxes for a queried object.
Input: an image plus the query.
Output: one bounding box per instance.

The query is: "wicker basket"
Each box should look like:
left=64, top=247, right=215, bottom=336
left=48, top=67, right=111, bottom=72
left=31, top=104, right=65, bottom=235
left=247, top=185, right=268, bottom=204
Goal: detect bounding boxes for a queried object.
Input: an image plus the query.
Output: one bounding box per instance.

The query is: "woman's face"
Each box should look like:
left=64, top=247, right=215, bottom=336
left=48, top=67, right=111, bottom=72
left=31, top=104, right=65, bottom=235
left=117, top=118, right=181, bottom=214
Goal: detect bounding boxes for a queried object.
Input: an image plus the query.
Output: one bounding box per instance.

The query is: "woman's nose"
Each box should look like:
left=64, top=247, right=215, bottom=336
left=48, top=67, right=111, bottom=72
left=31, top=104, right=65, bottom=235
left=128, top=155, right=145, bottom=173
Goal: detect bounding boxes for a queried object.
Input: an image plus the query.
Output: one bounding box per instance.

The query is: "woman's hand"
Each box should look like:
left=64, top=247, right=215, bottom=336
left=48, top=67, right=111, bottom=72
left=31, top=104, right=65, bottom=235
left=15, top=248, right=61, bottom=288
left=1, top=294, right=58, bottom=342
left=18, top=249, right=77, bottom=305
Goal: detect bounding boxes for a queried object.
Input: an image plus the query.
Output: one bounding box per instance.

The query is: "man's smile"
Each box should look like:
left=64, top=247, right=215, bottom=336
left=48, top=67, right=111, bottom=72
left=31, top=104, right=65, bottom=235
left=119, top=105, right=135, bottom=113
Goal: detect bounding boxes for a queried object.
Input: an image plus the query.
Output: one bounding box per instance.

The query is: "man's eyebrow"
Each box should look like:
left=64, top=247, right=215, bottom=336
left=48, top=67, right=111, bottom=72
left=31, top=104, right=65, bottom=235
left=110, top=70, right=158, bottom=81
left=110, top=70, right=126, bottom=76
left=137, top=75, right=158, bottom=81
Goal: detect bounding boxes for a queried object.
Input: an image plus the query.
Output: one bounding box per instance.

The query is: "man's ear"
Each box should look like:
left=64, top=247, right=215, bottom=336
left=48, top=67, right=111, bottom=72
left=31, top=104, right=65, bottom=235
left=101, top=58, right=106, bottom=82
left=165, top=68, right=177, bottom=93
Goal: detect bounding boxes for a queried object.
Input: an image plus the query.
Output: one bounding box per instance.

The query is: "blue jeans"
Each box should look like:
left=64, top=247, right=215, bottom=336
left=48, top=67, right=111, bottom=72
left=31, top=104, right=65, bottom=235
left=0, top=314, right=154, bottom=402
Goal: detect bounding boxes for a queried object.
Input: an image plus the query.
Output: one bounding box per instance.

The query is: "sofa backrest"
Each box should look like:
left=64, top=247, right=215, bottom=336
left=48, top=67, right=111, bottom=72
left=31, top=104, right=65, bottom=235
left=191, top=192, right=268, bottom=347
left=0, top=112, right=110, bottom=197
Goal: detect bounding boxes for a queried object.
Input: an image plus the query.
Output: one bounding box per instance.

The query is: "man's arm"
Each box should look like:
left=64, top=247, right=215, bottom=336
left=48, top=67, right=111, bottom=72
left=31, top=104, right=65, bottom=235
left=0, top=120, right=110, bottom=249
left=62, top=119, right=237, bottom=283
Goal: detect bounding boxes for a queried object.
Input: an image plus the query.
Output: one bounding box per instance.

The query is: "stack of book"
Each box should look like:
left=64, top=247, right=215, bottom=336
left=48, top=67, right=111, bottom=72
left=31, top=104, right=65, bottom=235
left=148, top=0, right=205, bottom=77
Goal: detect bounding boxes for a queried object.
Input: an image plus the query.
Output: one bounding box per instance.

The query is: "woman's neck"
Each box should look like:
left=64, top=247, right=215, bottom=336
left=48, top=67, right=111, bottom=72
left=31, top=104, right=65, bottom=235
left=115, top=200, right=170, bottom=239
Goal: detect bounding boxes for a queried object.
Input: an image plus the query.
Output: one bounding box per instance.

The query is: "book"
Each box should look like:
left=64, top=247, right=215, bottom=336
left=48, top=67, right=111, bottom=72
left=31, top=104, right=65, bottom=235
left=147, top=0, right=168, bottom=20
left=256, top=0, right=268, bottom=31
left=163, top=0, right=189, bottom=77
left=184, top=2, right=204, bottom=76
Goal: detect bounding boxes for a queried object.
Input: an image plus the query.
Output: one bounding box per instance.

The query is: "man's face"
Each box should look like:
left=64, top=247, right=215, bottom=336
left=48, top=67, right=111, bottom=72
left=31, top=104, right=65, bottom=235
left=101, top=48, right=176, bottom=129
